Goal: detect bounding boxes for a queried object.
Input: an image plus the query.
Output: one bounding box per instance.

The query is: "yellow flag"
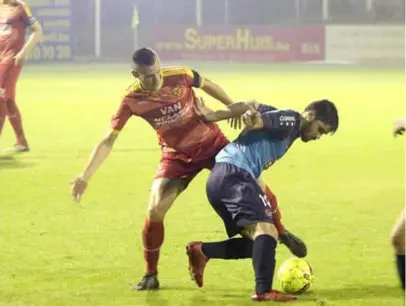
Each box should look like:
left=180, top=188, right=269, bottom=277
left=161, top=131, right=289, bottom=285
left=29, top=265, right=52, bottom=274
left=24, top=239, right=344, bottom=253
left=132, top=5, right=140, bottom=28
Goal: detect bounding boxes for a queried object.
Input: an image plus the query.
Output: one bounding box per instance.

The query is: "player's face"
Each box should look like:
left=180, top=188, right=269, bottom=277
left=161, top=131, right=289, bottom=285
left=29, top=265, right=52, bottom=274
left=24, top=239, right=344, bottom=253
left=132, top=60, right=163, bottom=92
left=300, top=112, right=332, bottom=142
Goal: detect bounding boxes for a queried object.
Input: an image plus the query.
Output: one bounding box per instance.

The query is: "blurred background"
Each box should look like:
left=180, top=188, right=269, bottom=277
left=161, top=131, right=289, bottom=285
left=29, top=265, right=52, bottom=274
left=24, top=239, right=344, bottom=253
left=26, top=0, right=404, bottom=65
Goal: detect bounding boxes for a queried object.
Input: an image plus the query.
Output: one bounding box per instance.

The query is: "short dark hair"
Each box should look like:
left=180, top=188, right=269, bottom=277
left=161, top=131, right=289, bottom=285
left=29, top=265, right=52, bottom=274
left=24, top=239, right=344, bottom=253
left=132, top=47, right=157, bottom=66
left=305, top=99, right=339, bottom=133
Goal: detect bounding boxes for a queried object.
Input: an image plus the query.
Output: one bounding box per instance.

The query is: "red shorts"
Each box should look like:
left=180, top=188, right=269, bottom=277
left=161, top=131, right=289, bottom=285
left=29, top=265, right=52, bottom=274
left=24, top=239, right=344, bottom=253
left=155, top=135, right=230, bottom=182
left=0, top=61, right=22, bottom=102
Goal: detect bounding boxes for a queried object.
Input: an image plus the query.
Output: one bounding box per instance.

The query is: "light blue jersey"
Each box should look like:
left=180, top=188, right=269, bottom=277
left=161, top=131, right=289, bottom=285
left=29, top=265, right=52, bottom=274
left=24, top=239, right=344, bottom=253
left=216, top=105, right=300, bottom=179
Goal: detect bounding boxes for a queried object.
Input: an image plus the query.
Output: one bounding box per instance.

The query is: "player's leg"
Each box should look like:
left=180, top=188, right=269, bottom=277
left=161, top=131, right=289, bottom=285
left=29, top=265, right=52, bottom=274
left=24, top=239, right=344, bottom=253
left=0, top=100, right=5, bottom=136
left=257, top=178, right=307, bottom=258
left=187, top=163, right=254, bottom=287
left=242, top=222, right=295, bottom=302
left=391, top=209, right=405, bottom=289
left=136, top=154, right=201, bottom=291
left=0, top=61, right=10, bottom=138
left=234, top=175, right=295, bottom=301
left=4, top=65, right=28, bottom=152
left=135, top=177, right=187, bottom=290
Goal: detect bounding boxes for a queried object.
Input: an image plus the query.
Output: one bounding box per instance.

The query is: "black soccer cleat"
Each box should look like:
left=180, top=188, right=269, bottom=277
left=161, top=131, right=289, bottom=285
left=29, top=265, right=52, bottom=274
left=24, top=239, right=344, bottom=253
left=134, top=273, right=160, bottom=291
left=279, top=230, right=307, bottom=258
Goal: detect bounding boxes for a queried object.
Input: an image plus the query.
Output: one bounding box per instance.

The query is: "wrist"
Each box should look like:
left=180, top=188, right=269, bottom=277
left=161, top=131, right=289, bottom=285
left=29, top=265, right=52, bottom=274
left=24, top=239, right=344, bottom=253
left=79, top=174, right=90, bottom=183
left=257, top=114, right=266, bottom=129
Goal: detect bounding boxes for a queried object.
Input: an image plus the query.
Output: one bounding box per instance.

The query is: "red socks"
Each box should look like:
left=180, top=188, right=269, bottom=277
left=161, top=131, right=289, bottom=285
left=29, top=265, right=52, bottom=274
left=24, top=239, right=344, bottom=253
left=6, top=100, right=27, bottom=146
left=264, top=185, right=285, bottom=235
left=0, top=101, right=5, bottom=135
left=142, top=219, right=164, bottom=275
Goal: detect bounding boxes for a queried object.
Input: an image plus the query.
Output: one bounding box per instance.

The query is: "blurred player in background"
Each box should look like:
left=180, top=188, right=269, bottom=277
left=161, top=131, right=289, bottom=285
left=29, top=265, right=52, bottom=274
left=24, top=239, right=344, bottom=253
left=0, top=0, right=42, bottom=152
left=70, top=47, right=306, bottom=291
left=187, top=99, right=339, bottom=301
left=392, top=117, right=405, bottom=290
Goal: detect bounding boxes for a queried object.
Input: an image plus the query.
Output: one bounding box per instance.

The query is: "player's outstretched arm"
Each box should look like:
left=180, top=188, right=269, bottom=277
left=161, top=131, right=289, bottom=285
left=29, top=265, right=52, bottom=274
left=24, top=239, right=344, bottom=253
left=200, top=78, right=233, bottom=106
left=200, top=78, right=246, bottom=129
left=195, top=97, right=257, bottom=123
left=393, top=117, right=405, bottom=136
left=71, top=130, right=118, bottom=203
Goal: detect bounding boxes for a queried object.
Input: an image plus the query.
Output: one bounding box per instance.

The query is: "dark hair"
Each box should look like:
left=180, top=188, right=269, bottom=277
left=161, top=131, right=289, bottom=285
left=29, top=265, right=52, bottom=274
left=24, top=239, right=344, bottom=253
left=305, top=99, right=339, bottom=133
left=132, top=47, right=157, bottom=66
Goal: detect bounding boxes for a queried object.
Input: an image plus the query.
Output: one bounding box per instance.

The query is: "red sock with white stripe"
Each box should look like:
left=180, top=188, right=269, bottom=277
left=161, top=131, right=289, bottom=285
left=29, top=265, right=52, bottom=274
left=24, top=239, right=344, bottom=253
left=142, top=219, right=164, bottom=275
left=264, top=185, right=285, bottom=235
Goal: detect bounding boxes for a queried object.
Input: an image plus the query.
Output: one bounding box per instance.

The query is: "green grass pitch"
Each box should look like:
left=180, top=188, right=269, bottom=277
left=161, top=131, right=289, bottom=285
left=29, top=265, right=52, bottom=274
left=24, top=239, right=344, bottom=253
left=0, top=62, right=404, bottom=306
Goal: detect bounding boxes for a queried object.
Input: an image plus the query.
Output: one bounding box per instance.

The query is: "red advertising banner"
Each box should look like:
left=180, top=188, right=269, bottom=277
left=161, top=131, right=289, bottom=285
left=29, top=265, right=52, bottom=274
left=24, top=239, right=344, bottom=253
left=145, top=26, right=325, bottom=62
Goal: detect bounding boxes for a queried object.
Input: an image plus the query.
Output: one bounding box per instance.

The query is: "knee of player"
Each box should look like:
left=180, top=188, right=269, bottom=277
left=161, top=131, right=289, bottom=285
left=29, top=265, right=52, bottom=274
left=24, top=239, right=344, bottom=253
left=391, top=231, right=405, bottom=251
left=249, top=222, right=278, bottom=240
left=147, top=205, right=167, bottom=221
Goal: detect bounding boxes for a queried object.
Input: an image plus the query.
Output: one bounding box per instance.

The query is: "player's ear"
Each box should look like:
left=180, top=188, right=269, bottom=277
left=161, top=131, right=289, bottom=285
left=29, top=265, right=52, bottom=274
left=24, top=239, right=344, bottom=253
left=131, top=69, right=139, bottom=78
left=303, top=110, right=316, bottom=122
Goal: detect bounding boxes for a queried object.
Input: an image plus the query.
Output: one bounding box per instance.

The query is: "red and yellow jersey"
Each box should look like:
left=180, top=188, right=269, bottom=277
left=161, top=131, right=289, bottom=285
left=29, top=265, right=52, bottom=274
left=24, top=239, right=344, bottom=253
left=0, top=0, right=37, bottom=61
left=111, top=67, right=226, bottom=158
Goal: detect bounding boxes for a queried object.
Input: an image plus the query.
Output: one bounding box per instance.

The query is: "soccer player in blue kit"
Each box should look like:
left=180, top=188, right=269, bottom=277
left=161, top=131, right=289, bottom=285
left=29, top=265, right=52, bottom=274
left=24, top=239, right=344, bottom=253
left=187, top=99, right=339, bottom=302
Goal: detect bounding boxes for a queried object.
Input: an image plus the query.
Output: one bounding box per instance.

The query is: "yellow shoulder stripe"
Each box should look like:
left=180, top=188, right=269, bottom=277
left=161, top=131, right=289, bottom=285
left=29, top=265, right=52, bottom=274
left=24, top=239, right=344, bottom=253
left=161, top=67, right=193, bottom=78
left=17, top=0, right=33, bottom=17
left=122, top=80, right=142, bottom=98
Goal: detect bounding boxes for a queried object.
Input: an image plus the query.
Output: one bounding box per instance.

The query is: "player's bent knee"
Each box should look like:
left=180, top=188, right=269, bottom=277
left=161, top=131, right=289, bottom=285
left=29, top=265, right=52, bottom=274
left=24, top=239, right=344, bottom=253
left=253, top=222, right=278, bottom=240
left=147, top=179, right=186, bottom=221
left=147, top=206, right=166, bottom=221
left=147, top=195, right=176, bottom=221
left=391, top=212, right=406, bottom=254
left=391, top=229, right=405, bottom=254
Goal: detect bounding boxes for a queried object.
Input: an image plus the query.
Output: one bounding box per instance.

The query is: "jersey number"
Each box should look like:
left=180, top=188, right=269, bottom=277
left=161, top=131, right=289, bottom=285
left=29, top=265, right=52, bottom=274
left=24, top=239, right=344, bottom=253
left=259, top=194, right=271, bottom=208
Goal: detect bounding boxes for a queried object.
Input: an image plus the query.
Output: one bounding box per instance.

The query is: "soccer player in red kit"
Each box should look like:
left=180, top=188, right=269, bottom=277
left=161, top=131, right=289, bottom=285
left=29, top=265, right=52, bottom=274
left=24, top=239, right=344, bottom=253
left=71, top=48, right=306, bottom=290
left=392, top=117, right=405, bottom=290
left=0, top=0, right=42, bottom=152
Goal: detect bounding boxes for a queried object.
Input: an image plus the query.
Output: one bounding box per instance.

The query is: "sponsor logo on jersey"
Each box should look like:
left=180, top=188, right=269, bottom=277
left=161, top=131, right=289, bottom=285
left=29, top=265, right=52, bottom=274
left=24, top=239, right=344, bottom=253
left=155, top=102, right=183, bottom=127
left=160, top=102, right=181, bottom=115
left=279, top=115, right=296, bottom=122
left=172, top=86, right=183, bottom=97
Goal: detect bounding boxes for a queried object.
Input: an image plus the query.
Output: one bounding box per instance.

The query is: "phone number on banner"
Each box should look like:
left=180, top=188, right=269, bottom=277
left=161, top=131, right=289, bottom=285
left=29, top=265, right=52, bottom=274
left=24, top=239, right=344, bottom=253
left=25, top=44, right=72, bottom=61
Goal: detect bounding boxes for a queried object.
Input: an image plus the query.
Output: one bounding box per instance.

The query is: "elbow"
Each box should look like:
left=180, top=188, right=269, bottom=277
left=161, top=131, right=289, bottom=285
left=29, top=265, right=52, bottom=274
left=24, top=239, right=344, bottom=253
left=201, top=113, right=216, bottom=123
left=33, top=27, right=43, bottom=42
left=36, top=29, right=42, bottom=42
left=101, top=138, right=115, bottom=150
left=102, top=133, right=118, bottom=149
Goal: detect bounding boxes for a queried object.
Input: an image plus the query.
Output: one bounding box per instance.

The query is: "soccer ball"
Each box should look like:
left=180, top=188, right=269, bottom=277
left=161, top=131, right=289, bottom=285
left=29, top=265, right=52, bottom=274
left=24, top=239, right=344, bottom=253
left=277, top=258, right=314, bottom=294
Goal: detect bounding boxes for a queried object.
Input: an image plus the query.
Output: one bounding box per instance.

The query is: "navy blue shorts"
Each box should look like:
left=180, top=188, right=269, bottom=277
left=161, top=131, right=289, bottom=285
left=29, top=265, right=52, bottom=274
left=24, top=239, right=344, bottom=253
left=206, top=162, right=274, bottom=238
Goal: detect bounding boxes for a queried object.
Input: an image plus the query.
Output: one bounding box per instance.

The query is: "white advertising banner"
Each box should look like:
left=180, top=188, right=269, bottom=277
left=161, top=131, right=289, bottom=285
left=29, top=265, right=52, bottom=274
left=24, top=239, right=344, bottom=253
left=326, top=25, right=404, bottom=62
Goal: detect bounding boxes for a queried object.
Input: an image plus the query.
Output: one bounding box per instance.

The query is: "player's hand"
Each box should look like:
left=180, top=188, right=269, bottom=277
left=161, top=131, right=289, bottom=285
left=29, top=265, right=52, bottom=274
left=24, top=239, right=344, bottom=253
left=13, top=51, right=25, bottom=67
left=393, top=118, right=405, bottom=137
left=227, top=116, right=242, bottom=130
left=242, top=109, right=263, bottom=129
left=70, top=177, right=88, bottom=203
left=227, top=101, right=257, bottom=130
